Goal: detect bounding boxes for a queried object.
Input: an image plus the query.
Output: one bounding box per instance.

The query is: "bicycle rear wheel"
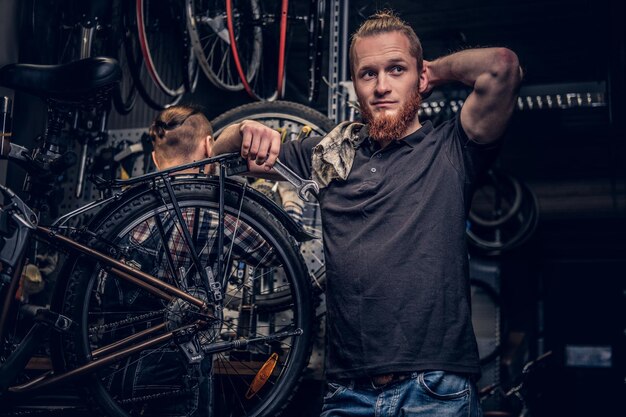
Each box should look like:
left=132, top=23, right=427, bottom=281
left=186, top=0, right=262, bottom=91
left=60, top=178, right=313, bottom=417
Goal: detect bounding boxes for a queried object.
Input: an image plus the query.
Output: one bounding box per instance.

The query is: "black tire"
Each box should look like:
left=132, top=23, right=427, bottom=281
left=306, top=0, right=325, bottom=103
left=110, top=0, right=138, bottom=115
left=211, top=100, right=334, bottom=141
left=124, top=0, right=185, bottom=110
left=467, top=172, right=539, bottom=253
left=469, top=170, right=523, bottom=228
left=212, top=101, right=334, bottom=301
left=60, top=178, right=313, bottom=417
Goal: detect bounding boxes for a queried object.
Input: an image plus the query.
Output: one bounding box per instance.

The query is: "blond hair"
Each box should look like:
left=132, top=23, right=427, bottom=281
left=349, top=10, right=423, bottom=79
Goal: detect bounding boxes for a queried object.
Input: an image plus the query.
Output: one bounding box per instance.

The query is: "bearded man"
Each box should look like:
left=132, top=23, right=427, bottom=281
left=213, top=10, right=522, bottom=416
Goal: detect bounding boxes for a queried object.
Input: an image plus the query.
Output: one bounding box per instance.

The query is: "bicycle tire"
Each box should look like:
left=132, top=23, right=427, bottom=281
left=186, top=0, right=262, bottom=92
left=469, top=170, right=523, bottom=228
left=212, top=100, right=334, bottom=306
left=226, top=0, right=284, bottom=100
left=135, top=0, right=187, bottom=97
left=211, top=100, right=334, bottom=137
left=467, top=179, right=539, bottom=253
left=59, top=177, right=313, bottom=417
left=110, top=0, right=138, bottom=115
left=306, top=0, right=325, bottom=103
left=123, top=0, right=185, bottom=110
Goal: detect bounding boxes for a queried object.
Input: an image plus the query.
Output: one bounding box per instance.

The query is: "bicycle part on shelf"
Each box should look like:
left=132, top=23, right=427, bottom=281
left=186, top=0, right=262, bottom=92
left=57, top=177, right=313, bottom=417
left=467, top=170, right=539, bottom=253
left=272, top=159, right=319, bottom=201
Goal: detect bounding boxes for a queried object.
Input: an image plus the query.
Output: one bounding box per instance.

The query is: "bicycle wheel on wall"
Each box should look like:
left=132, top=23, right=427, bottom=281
left=307, top=0, right=325, bottom=103
left=59, top=178, right=313, bottom=417
left=125, top=0, right=193, bottom=110
left=467, top=170, right=539, bottom=253
left=186, top=0, right=262, bottom=91
left=212, top=101, right=335, bottom=293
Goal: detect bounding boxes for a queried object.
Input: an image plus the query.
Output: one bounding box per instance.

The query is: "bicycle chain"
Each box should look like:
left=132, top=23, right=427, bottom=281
left=117, top=387, right=192, bottom=404
left=90, top=309, right=165, bottom=332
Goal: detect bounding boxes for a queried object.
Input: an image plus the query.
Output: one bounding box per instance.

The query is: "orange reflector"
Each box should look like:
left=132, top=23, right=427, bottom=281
left=245, top=352, right=278, bottom=399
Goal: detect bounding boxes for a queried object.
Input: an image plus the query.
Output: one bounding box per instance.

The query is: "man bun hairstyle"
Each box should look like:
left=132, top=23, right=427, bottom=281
left=349, top=10, right=423, bottom=78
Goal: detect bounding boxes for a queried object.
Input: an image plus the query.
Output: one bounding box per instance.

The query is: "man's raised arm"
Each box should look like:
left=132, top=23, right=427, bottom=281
left=423, top=47, right=523, bottom=144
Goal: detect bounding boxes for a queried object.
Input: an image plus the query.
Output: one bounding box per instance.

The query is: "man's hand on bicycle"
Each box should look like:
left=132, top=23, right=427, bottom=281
left=239, top=120, right=281, bottom=171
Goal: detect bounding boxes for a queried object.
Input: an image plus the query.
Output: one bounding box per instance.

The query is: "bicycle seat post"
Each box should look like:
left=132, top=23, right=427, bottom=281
left=21, top=101, right=73, bottom=205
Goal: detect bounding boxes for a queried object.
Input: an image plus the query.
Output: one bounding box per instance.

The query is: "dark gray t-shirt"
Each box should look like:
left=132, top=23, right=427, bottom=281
left=280, top=114, right=500, bottom=379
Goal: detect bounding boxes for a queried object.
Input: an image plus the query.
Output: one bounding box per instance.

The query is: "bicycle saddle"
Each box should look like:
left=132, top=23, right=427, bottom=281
left=0, top=57, right=121, bottom=103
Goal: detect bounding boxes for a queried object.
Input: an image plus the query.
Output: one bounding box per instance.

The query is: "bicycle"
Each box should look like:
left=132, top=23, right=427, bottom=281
left=0, top=57, right=314, bottom=417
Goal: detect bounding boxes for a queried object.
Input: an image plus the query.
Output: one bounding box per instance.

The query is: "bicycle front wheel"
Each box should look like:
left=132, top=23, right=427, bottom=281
left=60, top=178, right=313, bottom=417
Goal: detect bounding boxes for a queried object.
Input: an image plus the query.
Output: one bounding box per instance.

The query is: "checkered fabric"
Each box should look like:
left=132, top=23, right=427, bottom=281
left=127, top=207, right=279, bottom=285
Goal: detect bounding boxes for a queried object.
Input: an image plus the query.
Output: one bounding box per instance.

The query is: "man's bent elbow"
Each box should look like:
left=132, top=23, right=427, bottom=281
left=492, top=48, right=522, bottom=89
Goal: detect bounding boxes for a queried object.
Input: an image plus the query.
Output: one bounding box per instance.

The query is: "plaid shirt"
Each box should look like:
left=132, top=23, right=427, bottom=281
left=126, top=207, right=279, bottom=286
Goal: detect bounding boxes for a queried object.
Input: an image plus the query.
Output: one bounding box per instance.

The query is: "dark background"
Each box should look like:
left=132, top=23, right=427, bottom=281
left=1, top=0, right=625, bottom=416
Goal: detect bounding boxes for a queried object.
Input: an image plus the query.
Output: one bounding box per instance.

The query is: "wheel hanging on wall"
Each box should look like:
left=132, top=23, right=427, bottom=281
left=467, top=169, right=539, bottom=253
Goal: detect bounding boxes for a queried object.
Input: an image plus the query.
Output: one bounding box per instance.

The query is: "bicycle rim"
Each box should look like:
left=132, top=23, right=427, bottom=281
left=226, top=0, right=287, bottom=101
left=135, top=0, right=187, bottom=97
left=124, top=0, right=184, bottom=110
left=61, top=179, right=312, bottom=417
left=187, top=0, right=262, bottom=92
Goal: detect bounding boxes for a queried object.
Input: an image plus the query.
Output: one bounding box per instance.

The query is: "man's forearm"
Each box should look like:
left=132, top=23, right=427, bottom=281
left=427, top=47, right=521, bottom=90
left=212, top=122, right=245, bottom=156
left=213, top=120, right=282, bottom=177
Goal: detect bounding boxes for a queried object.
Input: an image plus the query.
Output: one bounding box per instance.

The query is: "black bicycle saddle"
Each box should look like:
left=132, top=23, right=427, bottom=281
left=0, top=57, right=121, bottom=103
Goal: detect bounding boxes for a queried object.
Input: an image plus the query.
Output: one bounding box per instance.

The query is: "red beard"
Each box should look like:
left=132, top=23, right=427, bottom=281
left=360, top=90, right=422, bottom=142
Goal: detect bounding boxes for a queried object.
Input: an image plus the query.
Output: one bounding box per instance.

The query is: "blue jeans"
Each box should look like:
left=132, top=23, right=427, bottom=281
left=321, top=371, right=482, bottom=417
